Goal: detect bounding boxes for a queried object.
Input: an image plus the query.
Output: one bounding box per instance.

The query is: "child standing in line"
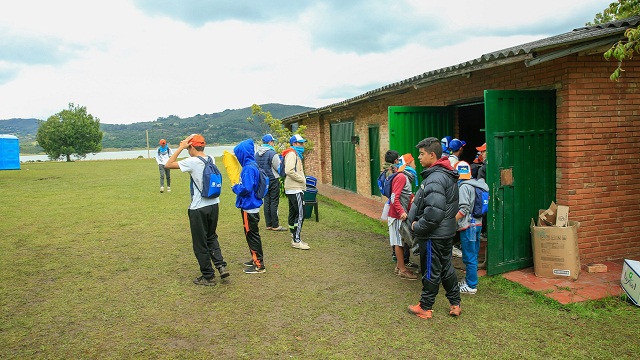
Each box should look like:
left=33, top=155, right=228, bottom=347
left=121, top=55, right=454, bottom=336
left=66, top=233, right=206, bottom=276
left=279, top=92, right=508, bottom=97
left=164, top=134, right=229, bottom=286
left=455, top=161, right=489, bottom=294
left=232, top=138, right=267, bottom=274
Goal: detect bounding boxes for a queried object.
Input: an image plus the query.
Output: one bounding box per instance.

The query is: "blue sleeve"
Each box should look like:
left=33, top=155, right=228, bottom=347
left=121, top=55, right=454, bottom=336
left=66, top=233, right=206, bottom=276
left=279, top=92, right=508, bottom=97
left=231, top=167, right=257, bottom=196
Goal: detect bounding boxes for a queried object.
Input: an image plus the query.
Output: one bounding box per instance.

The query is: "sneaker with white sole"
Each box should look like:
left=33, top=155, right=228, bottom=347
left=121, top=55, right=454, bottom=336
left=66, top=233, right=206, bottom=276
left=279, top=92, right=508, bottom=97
left=243, top=260, right=255, bottom=267
left=243, top=265, right=266, bottom=274
left=459, top=283, right=477, bottom=294
left=160, top=186, right=164, bottom=193
left=167, top=187, right=171, bottom=192
left=452, top=245, right=462, bottom=258
left=291, top=240, right=310, bottom=250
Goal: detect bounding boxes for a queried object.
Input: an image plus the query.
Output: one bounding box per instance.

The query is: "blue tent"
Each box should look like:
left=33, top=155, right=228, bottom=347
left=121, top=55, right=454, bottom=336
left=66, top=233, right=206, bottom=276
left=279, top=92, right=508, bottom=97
left=0, top=135, right=20, bottom=170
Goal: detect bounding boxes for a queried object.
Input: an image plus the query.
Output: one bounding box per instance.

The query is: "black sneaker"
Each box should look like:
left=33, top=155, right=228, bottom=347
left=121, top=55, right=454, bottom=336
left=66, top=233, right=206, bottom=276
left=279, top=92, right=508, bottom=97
left=243, top=260, right=254, bottom=267
left=243, top=265, right=266, bottom=274
left=405, top=261, right=419, bottom=269
left=217, top=266, right=230, bottom=279
left=193, top=276, right=216, bottom=286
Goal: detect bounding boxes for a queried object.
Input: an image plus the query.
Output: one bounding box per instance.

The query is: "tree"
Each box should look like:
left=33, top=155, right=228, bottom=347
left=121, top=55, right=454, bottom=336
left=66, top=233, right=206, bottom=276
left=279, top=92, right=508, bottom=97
left=246, top=104, right=313, bottom=155
left=36, top=103, right=103, bottom=162
left=587, top=0, right=640, bottom=81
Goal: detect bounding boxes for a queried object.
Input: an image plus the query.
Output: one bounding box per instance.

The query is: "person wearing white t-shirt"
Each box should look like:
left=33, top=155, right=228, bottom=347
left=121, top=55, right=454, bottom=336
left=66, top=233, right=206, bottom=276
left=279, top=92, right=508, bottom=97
left=165, top=134, right=230, bottom=286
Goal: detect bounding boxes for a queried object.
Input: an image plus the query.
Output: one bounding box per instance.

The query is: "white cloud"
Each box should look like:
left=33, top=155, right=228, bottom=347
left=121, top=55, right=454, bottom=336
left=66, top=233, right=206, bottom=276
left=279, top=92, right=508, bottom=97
left=0, top=0, right=610, bottom=124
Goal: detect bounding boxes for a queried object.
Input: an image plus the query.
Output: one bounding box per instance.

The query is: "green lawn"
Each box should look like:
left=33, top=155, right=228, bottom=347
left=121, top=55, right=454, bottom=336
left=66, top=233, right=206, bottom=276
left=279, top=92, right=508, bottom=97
left=1, top=159, right=638, bottom=359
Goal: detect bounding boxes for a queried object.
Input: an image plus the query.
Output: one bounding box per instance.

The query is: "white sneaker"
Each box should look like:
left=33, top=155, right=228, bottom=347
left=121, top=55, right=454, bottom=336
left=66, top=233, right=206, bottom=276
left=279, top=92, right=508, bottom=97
left=452, top=246, right=462, bottom=258
left=160, top=186, right=164, bottom=193
left=459, top=283, right=478, bottom=294
left=458, top=280, right=467, bottom=288
left=291, top=240, right=310, bottom=250
left=167, top=187, right=171, bottom=192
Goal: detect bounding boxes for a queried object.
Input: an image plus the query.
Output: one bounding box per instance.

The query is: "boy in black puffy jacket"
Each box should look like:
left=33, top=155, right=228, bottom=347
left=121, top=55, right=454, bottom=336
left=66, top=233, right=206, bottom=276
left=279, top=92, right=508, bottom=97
left=407, top=137, right=461, bottom=319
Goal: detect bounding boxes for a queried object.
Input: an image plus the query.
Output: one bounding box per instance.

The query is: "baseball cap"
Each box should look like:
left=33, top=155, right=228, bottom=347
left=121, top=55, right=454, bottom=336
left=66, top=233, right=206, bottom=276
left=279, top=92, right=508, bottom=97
left=440, top=136, right=452, bottom=148
left=189, top=134, right=206, bottom=147
left=290, top=134, right=307, bottom=144
left=262, top=134, right=275, bottom=143
left=476, top=143, right=487, bottom=151
left=449, top=139, right=466, bottom=152
left=159, top=139, right=167, bottom=145
left=456, top=161, right=472, bottom=180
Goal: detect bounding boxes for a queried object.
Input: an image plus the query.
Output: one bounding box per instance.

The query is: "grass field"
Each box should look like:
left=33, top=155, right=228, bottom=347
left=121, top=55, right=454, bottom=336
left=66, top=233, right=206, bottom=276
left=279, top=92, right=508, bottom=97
left=1, top=159, right=638, bottom=359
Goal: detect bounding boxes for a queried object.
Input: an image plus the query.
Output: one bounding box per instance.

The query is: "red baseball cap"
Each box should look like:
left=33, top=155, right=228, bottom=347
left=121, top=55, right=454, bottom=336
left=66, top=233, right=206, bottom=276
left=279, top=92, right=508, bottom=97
left=189, top=134, right=206, bottom=147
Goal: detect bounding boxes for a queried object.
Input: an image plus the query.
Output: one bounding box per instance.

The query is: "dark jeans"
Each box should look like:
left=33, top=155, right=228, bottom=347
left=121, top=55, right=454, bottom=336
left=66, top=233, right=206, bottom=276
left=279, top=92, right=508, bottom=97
left=158, top=164, right=171, bottom=187
left=287, top=192, right=305, bottom=242
left=188, top=204, right=226, bottom=279
left=263, top=179, right=281, bottom=228
left=241, top=210, right=264, bottom=268
left=418, top=237, right=460, bottom=310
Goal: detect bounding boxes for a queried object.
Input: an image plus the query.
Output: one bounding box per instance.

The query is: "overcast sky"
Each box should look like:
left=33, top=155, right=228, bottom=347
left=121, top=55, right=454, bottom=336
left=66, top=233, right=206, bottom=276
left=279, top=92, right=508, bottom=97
left=0, top=0, right=609, bottom=124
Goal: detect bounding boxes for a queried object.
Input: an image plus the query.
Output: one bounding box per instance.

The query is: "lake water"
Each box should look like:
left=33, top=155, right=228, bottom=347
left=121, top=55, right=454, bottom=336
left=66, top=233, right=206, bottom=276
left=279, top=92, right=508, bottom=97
left=20, top=146, right=237, bottom=162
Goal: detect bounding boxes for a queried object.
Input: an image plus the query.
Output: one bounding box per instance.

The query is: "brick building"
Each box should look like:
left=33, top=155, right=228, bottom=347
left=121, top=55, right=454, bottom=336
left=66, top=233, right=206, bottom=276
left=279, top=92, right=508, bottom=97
left=283, top=16, right=640, bottom=274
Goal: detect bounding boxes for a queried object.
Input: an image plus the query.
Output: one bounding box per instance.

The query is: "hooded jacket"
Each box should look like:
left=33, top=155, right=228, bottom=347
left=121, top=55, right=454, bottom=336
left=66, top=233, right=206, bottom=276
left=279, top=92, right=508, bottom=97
left=282, top=147, right=306, bottom=192
left=388, top=168, right=415, bottom=219
left=456, top=178, right=489, bottom=231
left=408, top=157, right=459, bottom=240
left=255, top=144, right=280, bottom=180
left=231, top=139, right=263, bottom=211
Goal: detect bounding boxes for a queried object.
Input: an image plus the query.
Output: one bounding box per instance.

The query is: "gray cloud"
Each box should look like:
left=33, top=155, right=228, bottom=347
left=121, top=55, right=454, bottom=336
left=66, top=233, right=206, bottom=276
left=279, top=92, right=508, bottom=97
left=133, top=0, right=315, bottom=25
left=0, top=68, right=18, bottom=85
left=131, top=1, right=604, bottom=55
left=0, top=32, right=81, bottom=66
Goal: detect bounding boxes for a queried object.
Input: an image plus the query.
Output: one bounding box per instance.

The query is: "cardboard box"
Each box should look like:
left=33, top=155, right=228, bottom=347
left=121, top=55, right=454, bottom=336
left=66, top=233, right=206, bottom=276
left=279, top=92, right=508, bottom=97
left=538, top=201, right=557, bottom=226
left=530, top=219, right=581, bottom=280
left=621, top=259, right=640, bottom=306
left=555, top=205, right=569, bottom=227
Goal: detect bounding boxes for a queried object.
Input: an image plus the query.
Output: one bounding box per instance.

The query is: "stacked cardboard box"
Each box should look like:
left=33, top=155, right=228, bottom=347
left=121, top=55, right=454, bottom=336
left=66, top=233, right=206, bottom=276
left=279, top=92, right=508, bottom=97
left=530, top=202, right=580, bottom=280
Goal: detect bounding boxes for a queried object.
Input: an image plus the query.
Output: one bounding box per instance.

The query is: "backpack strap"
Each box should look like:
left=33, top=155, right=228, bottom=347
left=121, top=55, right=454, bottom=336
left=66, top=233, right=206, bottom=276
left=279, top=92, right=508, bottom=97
left=190, top=156, right=210, bottom=195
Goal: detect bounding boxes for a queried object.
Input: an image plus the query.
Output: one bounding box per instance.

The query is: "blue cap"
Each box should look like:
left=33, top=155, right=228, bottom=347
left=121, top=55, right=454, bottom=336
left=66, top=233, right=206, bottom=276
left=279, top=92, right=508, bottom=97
left=262, top=134, right=275, bottom=143
left=449, top=139, right=466, bottom=152
left=290, top=134, right=307, bottom=144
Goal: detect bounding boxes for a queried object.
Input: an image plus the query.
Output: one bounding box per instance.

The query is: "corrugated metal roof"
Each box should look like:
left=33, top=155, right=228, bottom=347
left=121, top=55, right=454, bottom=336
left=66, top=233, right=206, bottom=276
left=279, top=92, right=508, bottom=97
left=285, top=15, right=640, bottom=120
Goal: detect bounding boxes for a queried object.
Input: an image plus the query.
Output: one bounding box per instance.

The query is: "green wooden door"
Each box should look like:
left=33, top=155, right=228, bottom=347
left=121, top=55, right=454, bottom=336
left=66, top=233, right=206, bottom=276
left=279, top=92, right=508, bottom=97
left=330, top=121, right=357, bottom=192
left=369, top=125, right=381, bottom=196
left=484, top=90, right=556, bottom=275
left=388, top=106, right=453, bottom=183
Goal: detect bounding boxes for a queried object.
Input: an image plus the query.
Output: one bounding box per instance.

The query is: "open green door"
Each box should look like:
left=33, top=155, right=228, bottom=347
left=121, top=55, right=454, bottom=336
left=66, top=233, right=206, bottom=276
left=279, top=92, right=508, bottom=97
left=388, top=106, right=453, bottom=180
left=485, top=90, right=556, bottom=275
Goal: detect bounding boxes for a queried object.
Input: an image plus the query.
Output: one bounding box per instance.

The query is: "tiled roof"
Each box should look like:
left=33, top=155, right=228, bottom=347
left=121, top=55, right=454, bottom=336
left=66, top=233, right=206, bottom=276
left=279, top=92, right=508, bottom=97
left=285, top=15, right=640, bottom=120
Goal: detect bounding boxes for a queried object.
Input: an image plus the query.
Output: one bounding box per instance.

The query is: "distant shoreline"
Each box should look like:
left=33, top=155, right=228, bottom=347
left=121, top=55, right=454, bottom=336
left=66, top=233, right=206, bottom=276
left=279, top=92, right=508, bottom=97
left=20, top=144, right=237, bottom=156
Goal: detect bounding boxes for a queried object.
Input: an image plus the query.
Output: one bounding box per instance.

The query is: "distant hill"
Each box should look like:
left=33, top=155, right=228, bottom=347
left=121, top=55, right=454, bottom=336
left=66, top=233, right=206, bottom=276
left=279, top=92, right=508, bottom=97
left=0, top=104, right=314, bottom=153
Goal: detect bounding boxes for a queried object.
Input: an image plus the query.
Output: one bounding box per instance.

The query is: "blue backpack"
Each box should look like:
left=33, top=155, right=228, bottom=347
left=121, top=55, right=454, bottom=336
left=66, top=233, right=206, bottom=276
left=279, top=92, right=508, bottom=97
left=278, top=153, right=297, bottom=179
left=191, top=156, right=222, bottom=199
left=251, top=163, right=270, bottom=199
left=377, top=170, right=399, bottom=198
left=471, top=186, right=489, bottom=218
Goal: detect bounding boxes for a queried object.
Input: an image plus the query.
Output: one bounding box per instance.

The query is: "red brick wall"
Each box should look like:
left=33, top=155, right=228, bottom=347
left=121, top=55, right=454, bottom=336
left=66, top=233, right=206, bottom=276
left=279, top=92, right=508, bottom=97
left=301, top=53, right=640, bottom=262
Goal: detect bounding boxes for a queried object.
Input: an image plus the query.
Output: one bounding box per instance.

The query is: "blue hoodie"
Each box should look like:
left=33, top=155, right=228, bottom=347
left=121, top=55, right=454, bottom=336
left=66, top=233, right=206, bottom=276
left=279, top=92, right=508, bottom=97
left=231, top=139, right=263, bottom=211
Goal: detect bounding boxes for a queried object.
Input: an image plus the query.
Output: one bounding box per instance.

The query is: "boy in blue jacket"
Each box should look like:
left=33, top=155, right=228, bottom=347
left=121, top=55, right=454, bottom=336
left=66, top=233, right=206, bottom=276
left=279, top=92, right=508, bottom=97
left=232, top=138, right=266, bottom=274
